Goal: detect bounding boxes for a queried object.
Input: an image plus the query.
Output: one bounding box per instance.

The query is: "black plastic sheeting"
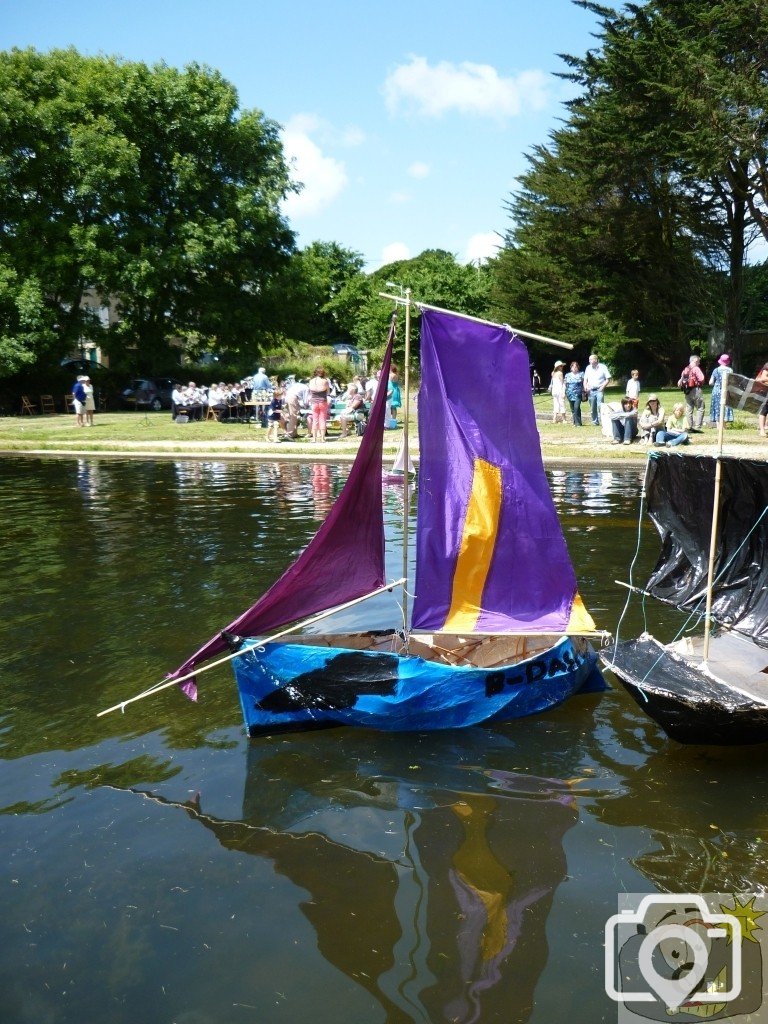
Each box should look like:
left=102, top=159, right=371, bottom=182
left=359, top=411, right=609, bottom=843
left=644, top=453, right=768, bottom=648
left=604, top=637, right=768, bottom=745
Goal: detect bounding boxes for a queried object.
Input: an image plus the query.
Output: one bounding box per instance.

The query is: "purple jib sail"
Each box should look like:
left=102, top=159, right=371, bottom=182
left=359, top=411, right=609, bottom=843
left=412, top=309, right=586, bottom=634
left=168, top=327, right=395, bottom=697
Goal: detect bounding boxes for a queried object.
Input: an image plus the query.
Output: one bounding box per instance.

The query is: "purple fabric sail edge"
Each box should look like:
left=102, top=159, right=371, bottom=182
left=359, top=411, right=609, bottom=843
left=411, top=308, right=577, bottom=633
left=168, top=325, right=396, bottom=699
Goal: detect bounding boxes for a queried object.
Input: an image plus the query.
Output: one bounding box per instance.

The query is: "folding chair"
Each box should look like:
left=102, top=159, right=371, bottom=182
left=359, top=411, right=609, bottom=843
left=205, top=403, right=220, bottom=421
left=20, top=396, right=37, bottom=415
left=39, top=394, right=56, bottom=415
left=64, top=394, right=76, bottom=413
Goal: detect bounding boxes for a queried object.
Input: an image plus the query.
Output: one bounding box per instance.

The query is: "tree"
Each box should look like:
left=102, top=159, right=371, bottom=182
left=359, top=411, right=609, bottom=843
left=329, top=249, right=492, bottom=368
left=565, top=0, right=768, bottom=360
left=269, top=241, right=365, bottom=346
left=491, top=0, right=768, bottom=378
left=0, top=48, right=296, bottom=376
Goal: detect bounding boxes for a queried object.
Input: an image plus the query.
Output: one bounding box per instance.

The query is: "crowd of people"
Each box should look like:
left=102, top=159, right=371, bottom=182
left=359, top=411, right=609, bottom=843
left=165, top=364, right=403, bottom=442
left=545, top=352, right=768, bottom=444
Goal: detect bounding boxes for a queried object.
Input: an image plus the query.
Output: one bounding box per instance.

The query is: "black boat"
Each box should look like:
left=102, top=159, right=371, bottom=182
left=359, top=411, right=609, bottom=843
left=603, top=441, right=768, bottom=746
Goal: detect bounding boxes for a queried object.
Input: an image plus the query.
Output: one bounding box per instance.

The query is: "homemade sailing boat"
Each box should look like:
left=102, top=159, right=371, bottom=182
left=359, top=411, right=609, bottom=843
left=102, top=300, right=606, bottom=732
left=604, top=369, right=768, bottom=745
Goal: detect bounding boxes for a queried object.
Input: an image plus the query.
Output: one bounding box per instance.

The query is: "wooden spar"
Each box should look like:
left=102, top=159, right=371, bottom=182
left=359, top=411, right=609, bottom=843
left=702, top=367, right=730, bottom=665
left=377, top=293, right=574, bottom=350
left=96, top=577, right=407, bottom=719
left=401, top=289, right=412, bottom=626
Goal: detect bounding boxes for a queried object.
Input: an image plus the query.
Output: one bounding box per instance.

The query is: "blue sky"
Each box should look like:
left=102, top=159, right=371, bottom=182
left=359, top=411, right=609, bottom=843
left=0, top=0, right=603, bottom=270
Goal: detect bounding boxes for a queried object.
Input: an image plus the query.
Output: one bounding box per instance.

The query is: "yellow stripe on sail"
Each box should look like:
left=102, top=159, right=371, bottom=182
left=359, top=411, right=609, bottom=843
left=567, top=592, right=596, bottom=632
left=444, top=458, right=502, bottom=632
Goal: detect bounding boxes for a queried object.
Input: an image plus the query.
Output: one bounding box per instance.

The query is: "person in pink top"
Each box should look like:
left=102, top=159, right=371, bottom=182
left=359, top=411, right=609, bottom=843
left=677, top=354, right=705, bottom=431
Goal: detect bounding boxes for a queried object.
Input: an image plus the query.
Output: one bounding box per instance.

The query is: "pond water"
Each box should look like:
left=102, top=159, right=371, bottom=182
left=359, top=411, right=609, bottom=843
left=1, top=457, right=767, bottom=1024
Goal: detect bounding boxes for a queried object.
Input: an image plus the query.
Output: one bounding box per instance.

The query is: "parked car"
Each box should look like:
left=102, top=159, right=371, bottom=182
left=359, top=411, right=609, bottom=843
left=332, top=344, right=360, bottom=359
left=60, top=357, right=110, bottom=375
left=122, top=377, right=182, bottom=412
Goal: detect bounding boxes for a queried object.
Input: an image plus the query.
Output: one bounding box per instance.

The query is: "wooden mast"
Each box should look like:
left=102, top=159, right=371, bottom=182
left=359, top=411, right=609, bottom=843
left=401, top=288, right=412, bottom=627
left=702, top=366, right=730, bottom=665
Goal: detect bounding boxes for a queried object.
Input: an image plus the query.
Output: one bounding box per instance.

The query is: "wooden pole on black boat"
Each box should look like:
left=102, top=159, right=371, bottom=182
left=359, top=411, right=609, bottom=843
left=401, top=288, right=412, bottom=626
left=702, top=366, right=730, bottom=664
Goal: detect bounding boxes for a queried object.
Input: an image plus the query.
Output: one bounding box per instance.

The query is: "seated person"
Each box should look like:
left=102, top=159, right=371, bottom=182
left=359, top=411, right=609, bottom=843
left=655, top=404, right=690, bottom=447
left=610, top=397, right=638, bottom=444
left=638, top=394, right=665, bottom=442
left=206, top=384, right=226, bottom=417
left=337, top=383, right=365, bottom=437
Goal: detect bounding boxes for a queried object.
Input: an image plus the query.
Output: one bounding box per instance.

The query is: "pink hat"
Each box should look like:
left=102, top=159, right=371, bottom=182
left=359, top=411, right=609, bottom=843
left=718, top=353, right=731, bottom=365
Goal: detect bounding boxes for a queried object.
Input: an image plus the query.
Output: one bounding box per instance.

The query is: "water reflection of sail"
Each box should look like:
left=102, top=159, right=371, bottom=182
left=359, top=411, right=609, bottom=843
left=134, top=742, right=577, bottom=1023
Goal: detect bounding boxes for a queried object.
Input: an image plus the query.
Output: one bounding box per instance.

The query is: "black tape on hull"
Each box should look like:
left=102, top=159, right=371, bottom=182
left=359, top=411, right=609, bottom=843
left=603, top=637, right=768, bottom=746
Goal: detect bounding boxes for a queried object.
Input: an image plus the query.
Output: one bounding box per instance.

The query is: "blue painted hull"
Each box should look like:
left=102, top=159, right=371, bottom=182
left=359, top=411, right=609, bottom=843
left=232, top=634, right=606, bottom=734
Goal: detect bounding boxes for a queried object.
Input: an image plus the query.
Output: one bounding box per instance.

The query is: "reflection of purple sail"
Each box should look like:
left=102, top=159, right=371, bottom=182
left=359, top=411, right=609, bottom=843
left=413, top=309, right=589, bottom=634
left=130, top=743, right=578, bottom=1024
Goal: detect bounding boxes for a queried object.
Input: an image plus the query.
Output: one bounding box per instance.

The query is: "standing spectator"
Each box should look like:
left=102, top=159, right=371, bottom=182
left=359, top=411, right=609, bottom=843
left=388, top=368, right=402, bottom=423
left=583, top=353, right=611, bottom=425
left=549, top=360, right=566, bottom=423
left=756, top=363, right=768, bottom=437
left=284, top=379, right=310, bottom=439
left=365, top=371, right=379, bottom=404
left=677, top=354, right=705, bottom=431
left=72, top=375, right=86, bottom=427
left=610, top=397, right=638, bottom=444
left=531, top=368, right=543, bottom=394
left=266, top=386, right=284, bottom=442
left=308, top=365, right=331, bottom=443
left=563, top=361, right=585, bottom=426
left=250, top=366, right=271, bottom=393
left=82, top=376, right=96, bottom=426
left=709, top=354, right=734, bottom=426
left=625, top=369, right=641, bottom=409
left=638, top=394, right=666, bottom=443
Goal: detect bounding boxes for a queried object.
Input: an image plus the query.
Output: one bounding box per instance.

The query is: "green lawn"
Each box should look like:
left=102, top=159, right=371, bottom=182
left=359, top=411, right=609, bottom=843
left=0, top=387, right=764, bottom=461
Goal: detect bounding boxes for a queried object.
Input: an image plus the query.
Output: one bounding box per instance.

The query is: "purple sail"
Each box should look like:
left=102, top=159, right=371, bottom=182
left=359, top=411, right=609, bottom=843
left=168, top=328, right=395, bottom=696
left=411, top=309, right=578, bottom=633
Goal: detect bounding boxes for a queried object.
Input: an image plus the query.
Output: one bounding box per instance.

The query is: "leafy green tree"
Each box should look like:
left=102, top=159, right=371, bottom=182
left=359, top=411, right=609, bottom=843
left=566, top=0, right=768, bottom=361
left=329, top=249, right=492, bottom=368
left=0, top=48, right=295, bottom=377
left=268, top=241, right=365, bottom=346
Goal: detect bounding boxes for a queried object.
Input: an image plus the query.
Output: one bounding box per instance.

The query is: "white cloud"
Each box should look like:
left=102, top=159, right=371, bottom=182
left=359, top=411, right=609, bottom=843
left=280, top=116, right=348, bottom=218
left=389, top=190, right=412, bottom=205
left=464, top=232, right=501, bottom=264
left=383, top=56, right=550, bottom=119
left=408, top=161, right=430, bottom=179
left=340, top=126, right=366, bottom=147
left=381, top=242, right=411, bottom=265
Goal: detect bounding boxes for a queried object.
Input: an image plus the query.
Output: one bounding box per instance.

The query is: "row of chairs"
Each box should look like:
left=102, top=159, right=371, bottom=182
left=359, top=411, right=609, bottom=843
left=21, top=394, right=76, bottom=415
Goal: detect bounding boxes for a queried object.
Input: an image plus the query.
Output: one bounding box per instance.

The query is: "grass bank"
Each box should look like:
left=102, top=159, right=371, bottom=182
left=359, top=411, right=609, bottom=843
left=1, top=387, right=765, bottom=462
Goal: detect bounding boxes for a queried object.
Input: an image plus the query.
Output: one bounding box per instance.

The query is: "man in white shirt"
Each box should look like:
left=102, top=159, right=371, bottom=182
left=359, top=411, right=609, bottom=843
left=583, top=354, right=611, bottom=426
left=171, top=384, right=185, bottom=420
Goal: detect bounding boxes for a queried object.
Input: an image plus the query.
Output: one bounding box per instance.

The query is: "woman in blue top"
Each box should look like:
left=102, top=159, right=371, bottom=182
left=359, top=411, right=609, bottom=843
left=709, top=353, right=734, bottom=425
left=563, top=361, right=585, bottom=426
